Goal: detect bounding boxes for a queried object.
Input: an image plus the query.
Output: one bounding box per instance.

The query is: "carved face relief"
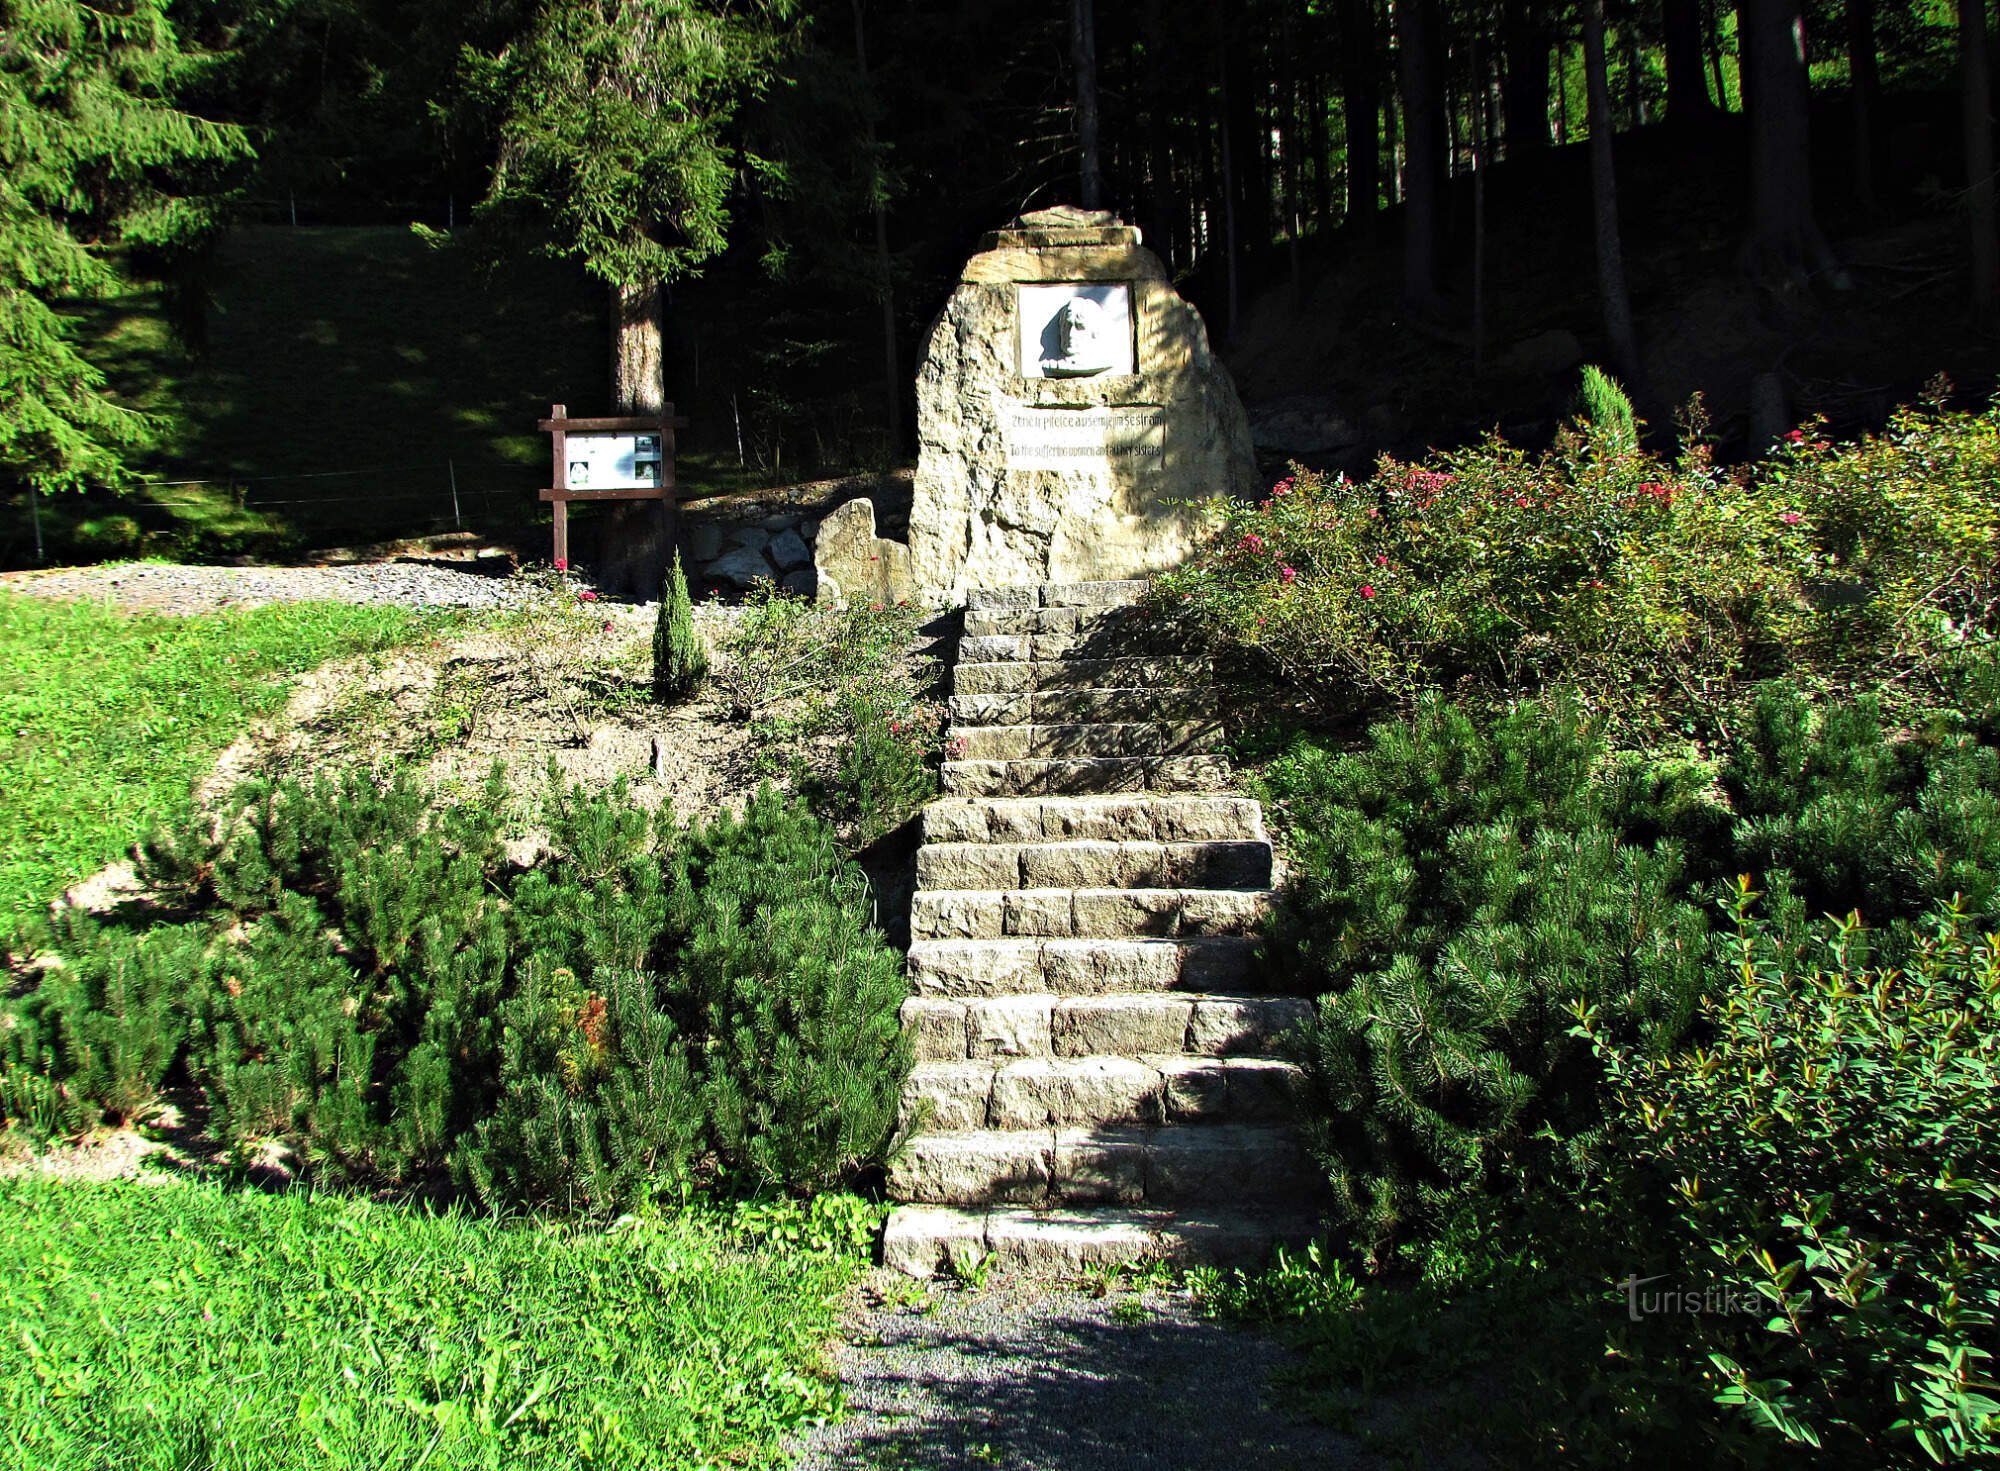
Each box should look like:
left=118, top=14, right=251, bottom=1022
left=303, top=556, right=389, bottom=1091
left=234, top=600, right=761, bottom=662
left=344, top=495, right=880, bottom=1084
left=1019, top=283, right=1134, bottom=379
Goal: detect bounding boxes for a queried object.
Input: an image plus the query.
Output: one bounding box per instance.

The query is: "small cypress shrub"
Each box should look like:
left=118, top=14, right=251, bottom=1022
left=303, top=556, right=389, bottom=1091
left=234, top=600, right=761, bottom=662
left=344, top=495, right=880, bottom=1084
left=1577, top=363, right=1638, bottom=454
left=652, top=551, right=707, bottom=702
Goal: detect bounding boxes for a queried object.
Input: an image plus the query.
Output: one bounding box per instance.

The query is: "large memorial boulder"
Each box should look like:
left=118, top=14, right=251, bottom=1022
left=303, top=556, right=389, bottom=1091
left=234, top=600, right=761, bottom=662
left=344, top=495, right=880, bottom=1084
left=907, top=207, right=1255, bottom=598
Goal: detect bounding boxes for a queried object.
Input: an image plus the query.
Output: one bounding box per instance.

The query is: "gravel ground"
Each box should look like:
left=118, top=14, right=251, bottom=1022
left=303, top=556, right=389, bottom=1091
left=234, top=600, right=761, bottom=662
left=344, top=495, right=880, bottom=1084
left=0, top=558, right=536, bottom=615
left=789, top=1276, right=1377, bottom=1471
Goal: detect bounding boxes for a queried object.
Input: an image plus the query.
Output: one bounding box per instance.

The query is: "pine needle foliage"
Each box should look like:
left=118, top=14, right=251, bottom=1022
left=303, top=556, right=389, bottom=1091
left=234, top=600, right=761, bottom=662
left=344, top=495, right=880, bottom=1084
left=653, top=551, right=708, bottom=701
left=665, top=786, right=910, bottom=1192
left=5, top=763, right=909, bottom=1214
left=1266, top=697, right=1719, bottom=1246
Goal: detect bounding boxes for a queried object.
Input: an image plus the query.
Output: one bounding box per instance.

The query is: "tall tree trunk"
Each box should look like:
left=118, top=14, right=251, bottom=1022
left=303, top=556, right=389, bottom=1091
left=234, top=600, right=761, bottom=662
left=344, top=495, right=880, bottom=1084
left=1665, top=0, right=1720, bottom=122
left=1964, top=0, right=1997, bottom=317
left=1341, top=0, right=1382, bottom=231
left=1623, top=16, right=1649, bottom=127
left=1501, top=0, right=1551, bottom=153
left=611, top=278, right=665, bottom=414
left=852, top=0, right=900, bottom=453
left=1072, top=0, right=1104, bottom=208
left=1847, top=0, right=1878, bottom=206
left=1582, top=0, right=1642, bottom=383
left=1740, top=0, right=1853, bottom=289
left=1397, top=0, right=1447, bottom=312
left=601, top=276, right=669, bottom=596
left=1223, top=11, right=1261, bottom=257
left=1143, top=0, right=1178, bottom=266
left=1709, top=0, right=1731, bottom=108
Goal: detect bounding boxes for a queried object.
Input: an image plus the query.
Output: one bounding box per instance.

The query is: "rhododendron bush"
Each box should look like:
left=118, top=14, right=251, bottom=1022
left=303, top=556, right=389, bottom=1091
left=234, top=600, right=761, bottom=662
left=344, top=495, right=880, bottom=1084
left=1155, top=388, right=2000, bottom=734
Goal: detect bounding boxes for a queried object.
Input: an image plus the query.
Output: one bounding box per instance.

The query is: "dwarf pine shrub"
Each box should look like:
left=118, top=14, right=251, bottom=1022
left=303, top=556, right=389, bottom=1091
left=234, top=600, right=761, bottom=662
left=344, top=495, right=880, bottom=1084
left=653, top=551, right=707, bottom=702
left=667, top=787, right=910, bottom=1193
left=1267, top=699, right=1715, bottom=1245
left=2, top=765, right=909, bottom=1212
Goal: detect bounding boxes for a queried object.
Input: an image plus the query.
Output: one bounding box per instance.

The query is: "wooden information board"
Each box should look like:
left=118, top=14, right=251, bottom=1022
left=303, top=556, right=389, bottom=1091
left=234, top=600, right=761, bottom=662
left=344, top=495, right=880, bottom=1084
left=538, top=402, right=686, bottom=568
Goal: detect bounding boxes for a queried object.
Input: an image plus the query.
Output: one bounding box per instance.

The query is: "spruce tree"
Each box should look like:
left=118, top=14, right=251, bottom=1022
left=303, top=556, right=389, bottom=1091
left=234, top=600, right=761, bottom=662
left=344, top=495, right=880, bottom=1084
left=653, top=551, right=708, bottom=701
left=0, top=0, right=248, bottom=492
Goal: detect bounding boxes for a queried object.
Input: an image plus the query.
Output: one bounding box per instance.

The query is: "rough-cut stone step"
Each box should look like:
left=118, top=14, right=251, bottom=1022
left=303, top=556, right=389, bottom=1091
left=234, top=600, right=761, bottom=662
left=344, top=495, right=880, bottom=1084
left=949, top=687, right=1223, bottom=727
left=908, top=937, right=1265, bottom=997
left=954, top=657, right=1210, bottom=697
left=917, top=838, right=1271, bottom=892
left=948, top=721, right=1224, bottom=761
left=962, top=605, right=1150, bottom=639
left=966, top=581, right=1149, bottom=611
left=942, top=754, right=1232, bottom=797
left=959, top=626, right=1188, bottom=664
left=904, top=1055, right=1305, bottom=1131
left=882, top=1204, right=1319, bottom=1278
left=899, top=992, right=1313, bottom=1061
left=910, top=886, right=1270, bottom=941
left=888, top=1124, right=1317, bottom=1208
left=922, top=795, right=1266, bottom=847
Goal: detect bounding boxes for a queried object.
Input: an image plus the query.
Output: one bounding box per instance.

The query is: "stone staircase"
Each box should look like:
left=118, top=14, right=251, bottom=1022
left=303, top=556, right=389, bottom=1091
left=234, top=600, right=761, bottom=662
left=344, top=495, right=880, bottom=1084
left=882, top=580, right=1321, bottom=1277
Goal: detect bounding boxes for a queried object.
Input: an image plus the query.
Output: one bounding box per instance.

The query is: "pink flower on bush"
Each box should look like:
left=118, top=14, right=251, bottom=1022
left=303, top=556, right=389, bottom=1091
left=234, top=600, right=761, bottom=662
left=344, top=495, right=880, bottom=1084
left=1279, top=565, right=1297, bottom=584
left=1359, top=584, right=1377, bottom=599
left=1239, top=533, right=1266, bottom=554
left=1779, top=511, right=1803, bottom=525
left=554, top=557, right=569, bottom=572
left=1374, top=554, right=1389, bottom=567
left=602, top=619, right=614, bottom=633
left=1785, top=429, right=1806, bottom=444
left=1271, top=477, right=1294, bottom=497
left=579, top=590, right=599, bottom=602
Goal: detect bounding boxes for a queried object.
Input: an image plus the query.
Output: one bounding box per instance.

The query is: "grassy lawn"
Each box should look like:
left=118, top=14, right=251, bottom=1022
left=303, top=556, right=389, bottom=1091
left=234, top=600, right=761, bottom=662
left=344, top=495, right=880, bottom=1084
left=0, top=591, right=440, bottom=930
left=0, top=1177, right=858, bottom=1471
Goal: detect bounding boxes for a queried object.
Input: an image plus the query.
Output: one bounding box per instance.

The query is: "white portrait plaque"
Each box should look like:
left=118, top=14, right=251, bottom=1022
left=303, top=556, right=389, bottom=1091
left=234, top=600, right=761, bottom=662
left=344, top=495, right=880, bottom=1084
left=563, top=432, right=662, bottom=490
left=1018, top=283, right=1135, bottom=379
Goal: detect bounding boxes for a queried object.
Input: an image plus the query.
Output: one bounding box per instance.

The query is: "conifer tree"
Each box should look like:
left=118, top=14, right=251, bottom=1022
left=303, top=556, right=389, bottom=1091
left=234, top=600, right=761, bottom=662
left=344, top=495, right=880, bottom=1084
left=653, top=551, right=707, bottom=701
left=0, top=0, right=248, bottom=492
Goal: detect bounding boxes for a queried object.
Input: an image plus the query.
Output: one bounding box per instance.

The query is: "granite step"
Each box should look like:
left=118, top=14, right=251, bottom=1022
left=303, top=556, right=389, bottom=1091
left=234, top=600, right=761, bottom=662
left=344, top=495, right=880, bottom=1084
left=910, top=886, right=1270, bottom=941
left=941, top=754, right=1232, bottom=797
left=882, top=1204, right=1320, bottom=1278
left=948, top=721, right=1225, bottom=761
left=962, top=605, right=1152, bottom=639
left=887, top=1123, right=1319, bottom=1208
left=916, top=838, right=1271, bottom=892
left=966, top=581, right=1149, bottom=610
left=954, top=657, right=1211, bottom=697
left=959, top=626, right=1189, bottom=664
left=907, top=937, right=1266, bottom=997
left=949, top=687, right=1224, bottom=727
left=921, top=795, right=1267, bottom=847
left=899, top=992, right=1313, bottom=1061
left=905, top=1055, right=1305, bottom=1131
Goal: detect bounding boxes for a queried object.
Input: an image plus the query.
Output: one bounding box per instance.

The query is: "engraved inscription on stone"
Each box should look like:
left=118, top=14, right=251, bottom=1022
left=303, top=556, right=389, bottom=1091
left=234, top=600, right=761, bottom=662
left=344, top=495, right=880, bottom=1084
left=1004, top=406, right=1165, bottom=471
left=1018, top=283, right=1134, bottom=379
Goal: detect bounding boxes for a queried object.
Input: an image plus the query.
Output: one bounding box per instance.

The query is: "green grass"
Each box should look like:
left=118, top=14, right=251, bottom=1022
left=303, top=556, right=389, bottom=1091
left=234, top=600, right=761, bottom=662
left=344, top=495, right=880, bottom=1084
left=0, top=591, right=440, bottom=929
left=0, top=1176, right=858, bottom=1470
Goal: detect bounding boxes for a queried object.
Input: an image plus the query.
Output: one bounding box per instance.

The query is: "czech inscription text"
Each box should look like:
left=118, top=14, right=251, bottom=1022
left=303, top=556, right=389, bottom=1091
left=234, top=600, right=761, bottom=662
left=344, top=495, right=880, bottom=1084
left=1004, top=406, right=1165, bottom=472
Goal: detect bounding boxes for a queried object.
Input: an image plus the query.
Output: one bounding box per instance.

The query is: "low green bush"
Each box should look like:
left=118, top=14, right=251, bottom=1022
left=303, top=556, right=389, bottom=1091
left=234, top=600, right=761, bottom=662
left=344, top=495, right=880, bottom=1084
left=1265, top=697, right=1715, bottom=1246
left=1581, top=883, right=2000, bottom=1465
left=1156, top=384, right=2000, bottom=737
left=2, top=768, right=910, bottom=1215
left=668, top=788, right=912, bottom=1192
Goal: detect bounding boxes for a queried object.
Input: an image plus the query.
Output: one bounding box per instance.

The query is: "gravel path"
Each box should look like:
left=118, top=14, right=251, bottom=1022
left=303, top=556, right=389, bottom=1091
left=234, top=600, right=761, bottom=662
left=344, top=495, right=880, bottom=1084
left=0, top=558, right=535, bottom=615
left=789, top=1277, right=1374, bottom=1471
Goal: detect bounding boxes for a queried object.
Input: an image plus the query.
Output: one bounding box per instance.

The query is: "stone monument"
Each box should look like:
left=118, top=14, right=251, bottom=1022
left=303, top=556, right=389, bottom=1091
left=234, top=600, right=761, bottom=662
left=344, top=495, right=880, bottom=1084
left=903, top=206, right=1255, bottom=598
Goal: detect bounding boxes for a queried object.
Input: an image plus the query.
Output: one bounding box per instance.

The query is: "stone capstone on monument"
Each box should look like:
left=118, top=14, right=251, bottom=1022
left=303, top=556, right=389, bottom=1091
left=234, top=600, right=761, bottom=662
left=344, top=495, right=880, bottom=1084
left=907, top=207, right=1256, bottom=599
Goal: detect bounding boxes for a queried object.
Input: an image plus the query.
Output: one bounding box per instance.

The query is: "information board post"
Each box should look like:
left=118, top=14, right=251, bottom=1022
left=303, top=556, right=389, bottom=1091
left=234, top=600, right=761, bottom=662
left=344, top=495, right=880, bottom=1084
left=538, top=402, right=685, bottom=572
